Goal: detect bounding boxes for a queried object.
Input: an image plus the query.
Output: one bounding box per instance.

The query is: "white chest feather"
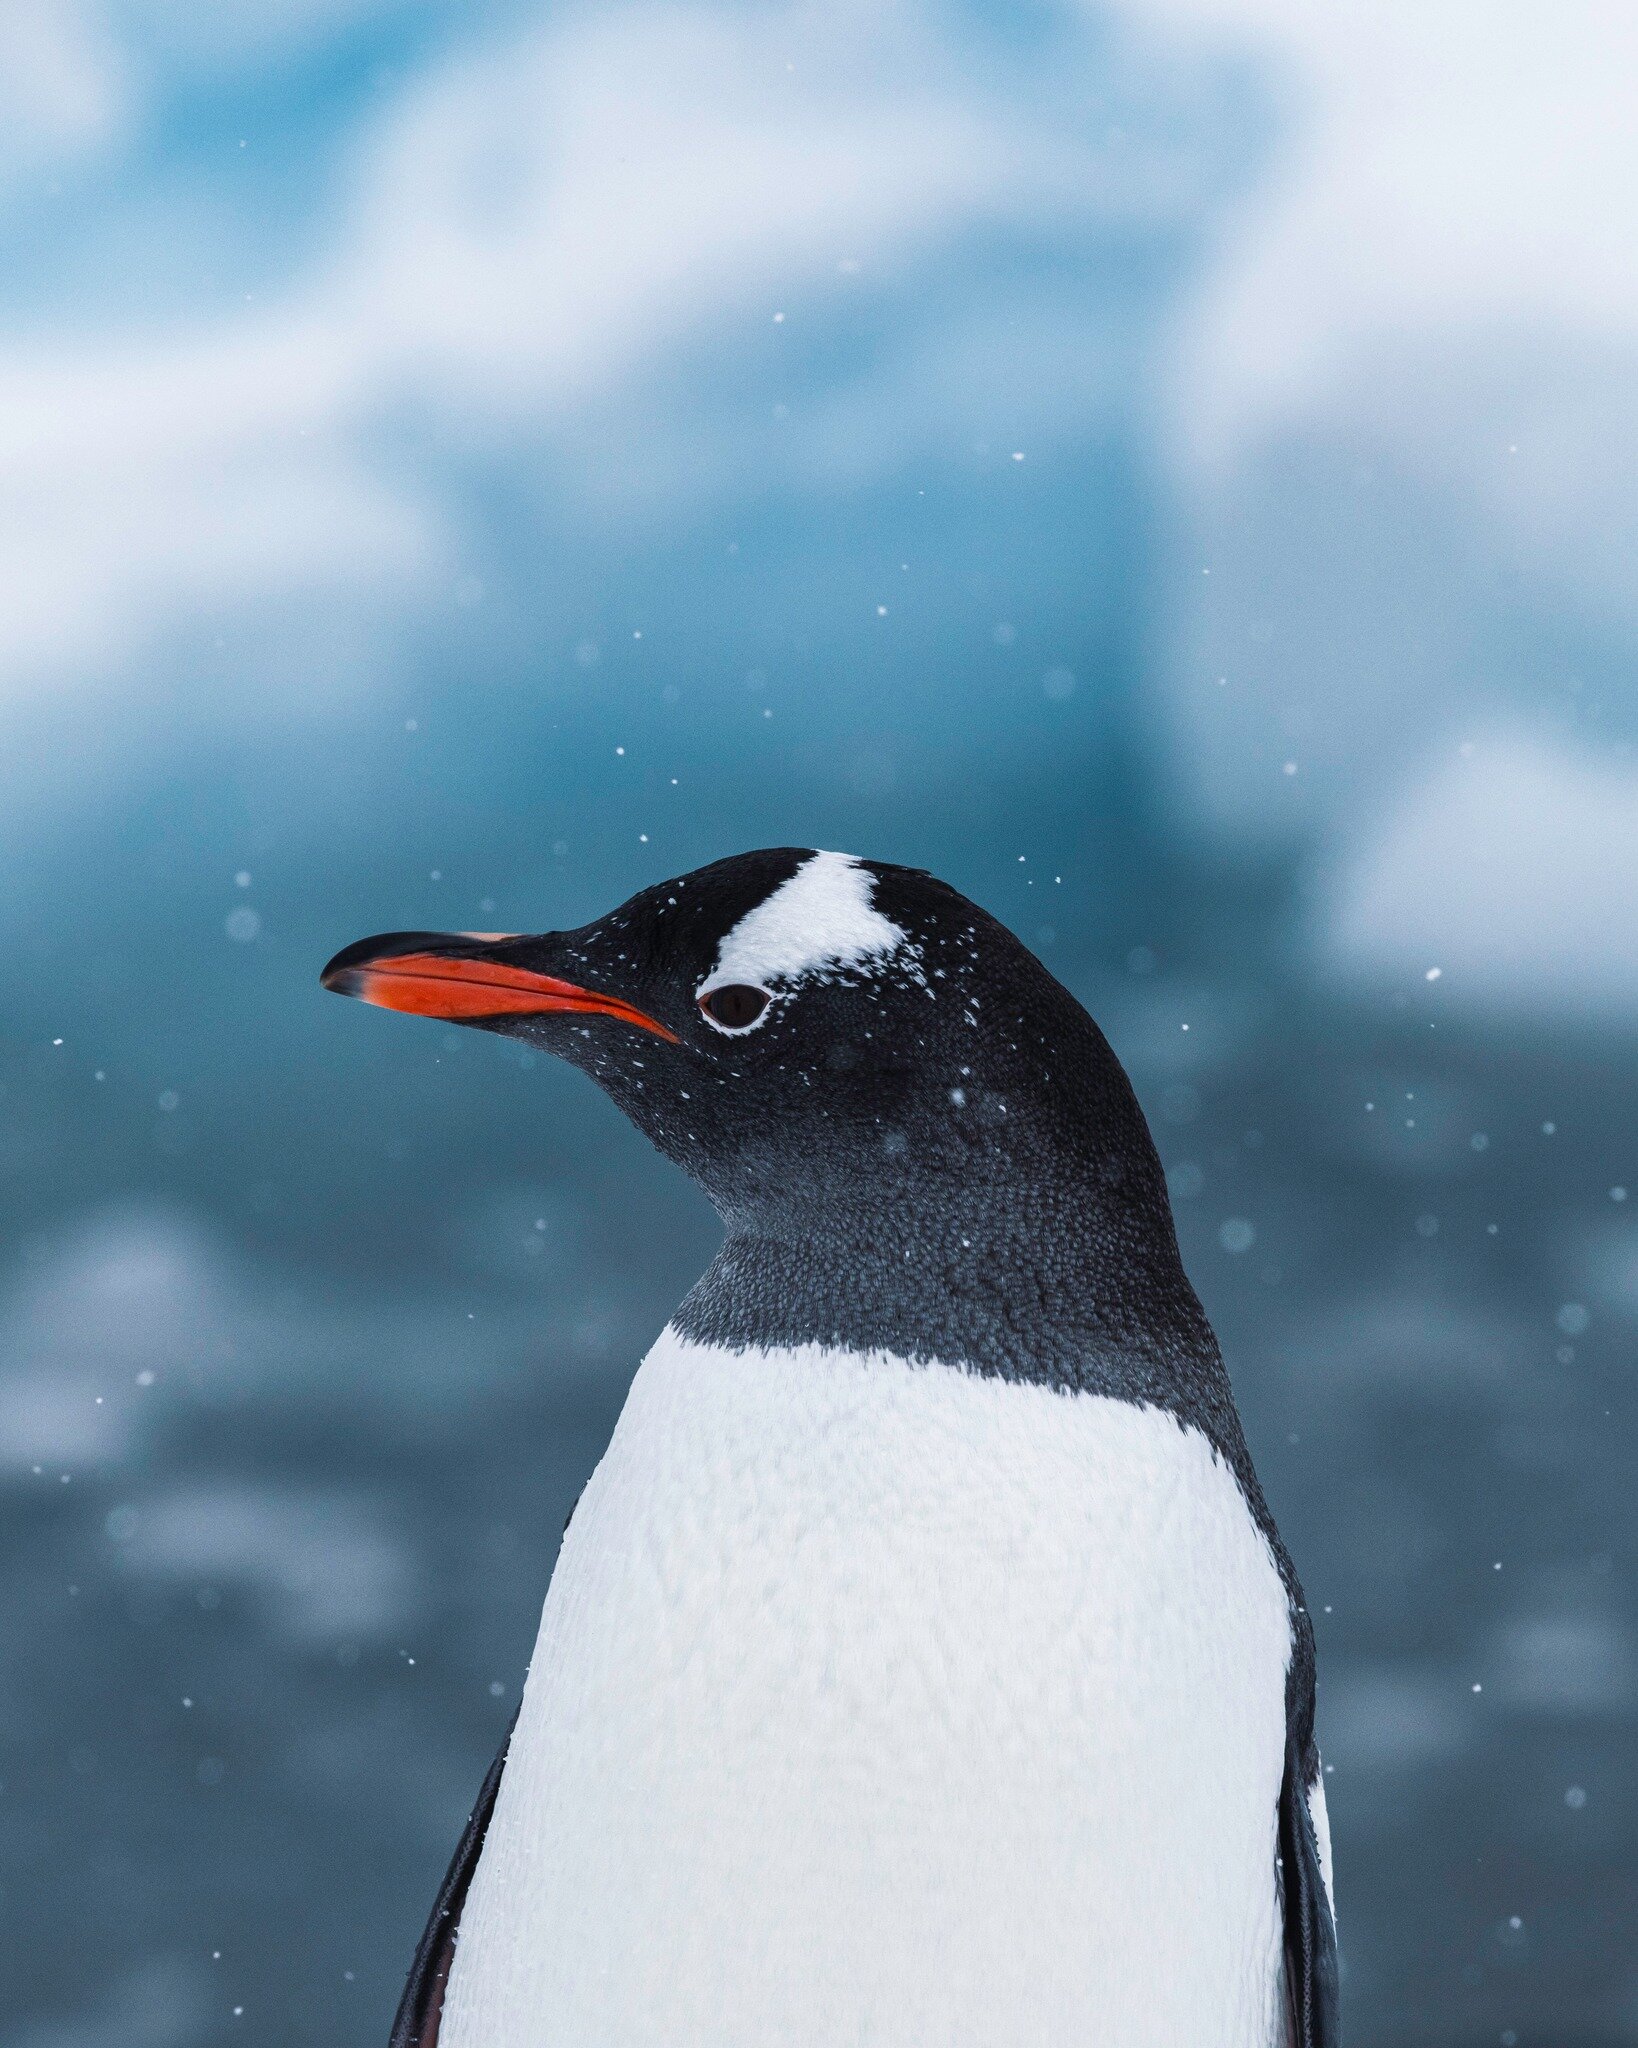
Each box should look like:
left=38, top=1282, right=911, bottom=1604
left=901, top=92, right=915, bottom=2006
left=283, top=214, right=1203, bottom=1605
left=440, top=1331, right=1294, bottom=2048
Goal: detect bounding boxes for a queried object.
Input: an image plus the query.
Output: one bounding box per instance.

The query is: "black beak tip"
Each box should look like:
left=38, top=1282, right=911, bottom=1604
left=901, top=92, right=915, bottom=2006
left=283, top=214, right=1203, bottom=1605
left=320, top=930, right=461, bottom=996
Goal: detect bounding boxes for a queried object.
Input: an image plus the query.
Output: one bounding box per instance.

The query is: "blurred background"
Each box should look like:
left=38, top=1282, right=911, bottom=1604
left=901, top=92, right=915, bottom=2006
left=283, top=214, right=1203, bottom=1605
left=2, top=0, right=1635, bottom=2041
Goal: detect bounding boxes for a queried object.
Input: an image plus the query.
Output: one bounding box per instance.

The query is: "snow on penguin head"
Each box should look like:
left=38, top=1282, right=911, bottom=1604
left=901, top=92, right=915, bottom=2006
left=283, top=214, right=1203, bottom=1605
left=694, top=851, right=917, bottom=1025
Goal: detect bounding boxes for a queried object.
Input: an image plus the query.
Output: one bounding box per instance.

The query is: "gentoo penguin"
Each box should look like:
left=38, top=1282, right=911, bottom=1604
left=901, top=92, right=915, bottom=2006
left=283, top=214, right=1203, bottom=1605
left=321, top=848, right=1337, bottom=2048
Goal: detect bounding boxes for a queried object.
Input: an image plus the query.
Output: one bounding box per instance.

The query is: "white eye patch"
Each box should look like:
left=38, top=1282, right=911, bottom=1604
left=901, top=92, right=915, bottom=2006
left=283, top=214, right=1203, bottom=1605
left=696, top=851, right=907, bottom=1021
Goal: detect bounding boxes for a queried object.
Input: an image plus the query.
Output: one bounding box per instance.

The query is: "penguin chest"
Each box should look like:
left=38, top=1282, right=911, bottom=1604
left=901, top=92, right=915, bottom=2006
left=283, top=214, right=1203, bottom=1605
left=439, top=1330, right=1294, bottom=2048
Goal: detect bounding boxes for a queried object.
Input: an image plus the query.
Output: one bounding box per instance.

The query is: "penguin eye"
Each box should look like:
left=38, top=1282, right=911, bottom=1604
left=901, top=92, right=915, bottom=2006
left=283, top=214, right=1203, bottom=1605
left=698, top=984, right=771, bottom=1032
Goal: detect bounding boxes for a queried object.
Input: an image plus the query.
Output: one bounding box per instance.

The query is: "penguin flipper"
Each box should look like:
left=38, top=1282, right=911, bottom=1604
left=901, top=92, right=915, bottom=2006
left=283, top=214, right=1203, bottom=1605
left=388, top=1718, right=514, bottom=2048
left=1277, top=1735, right=1339, bottom=2047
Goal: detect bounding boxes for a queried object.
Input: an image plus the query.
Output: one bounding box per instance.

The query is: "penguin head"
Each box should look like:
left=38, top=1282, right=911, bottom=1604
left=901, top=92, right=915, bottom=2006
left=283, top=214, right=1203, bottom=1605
left=322, top=848, right=1163, bottom=1238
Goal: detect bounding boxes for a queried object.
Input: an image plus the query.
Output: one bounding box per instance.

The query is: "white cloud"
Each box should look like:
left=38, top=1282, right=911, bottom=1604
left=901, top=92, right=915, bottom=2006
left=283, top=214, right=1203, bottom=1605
left=1115, top=0, right=1638, bottom=983
left=339, top=7, right=1005, bottom=412
left=0, top=1209, right=234, bottom=1472
left=0, top=322, right=434, bottom=681
left=1493, top=1607, right=1637, bottom=1715
left=117, top=1481, right=413, bottom=1641
left=0, top=1204, right=556, bottom=1477
left=1326, top=730, right=1638, bottom=1018
left=109, top=0, right=438, bottom=73
left=1117, top=0, right=1638, bottom=467
left=0, top=0, right=1199, bottom=704
left=0, top=0, right=129, bottom=192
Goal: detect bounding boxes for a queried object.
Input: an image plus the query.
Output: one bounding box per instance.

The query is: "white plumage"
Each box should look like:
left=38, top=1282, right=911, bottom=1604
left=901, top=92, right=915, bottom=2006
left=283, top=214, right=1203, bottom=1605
left=696, top=849, right=908, bottom=1003
left=439, top=1329, right=1296, bottom=2048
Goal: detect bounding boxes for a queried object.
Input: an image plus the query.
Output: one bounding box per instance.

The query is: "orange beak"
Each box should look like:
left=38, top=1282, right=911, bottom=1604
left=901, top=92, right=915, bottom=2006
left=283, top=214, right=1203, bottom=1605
left=320, top=931, right=680, bottom=1042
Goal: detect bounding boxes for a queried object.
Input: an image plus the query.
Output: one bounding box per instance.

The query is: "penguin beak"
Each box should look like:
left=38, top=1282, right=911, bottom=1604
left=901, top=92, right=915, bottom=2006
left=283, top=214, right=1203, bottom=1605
left=320, top=930, right=680, bottom=1042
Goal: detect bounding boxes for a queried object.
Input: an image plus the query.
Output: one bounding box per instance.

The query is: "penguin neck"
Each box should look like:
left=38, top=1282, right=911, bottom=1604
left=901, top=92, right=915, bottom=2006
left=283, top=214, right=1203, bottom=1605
left=675, top=1145, right=1219, bottom=1395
